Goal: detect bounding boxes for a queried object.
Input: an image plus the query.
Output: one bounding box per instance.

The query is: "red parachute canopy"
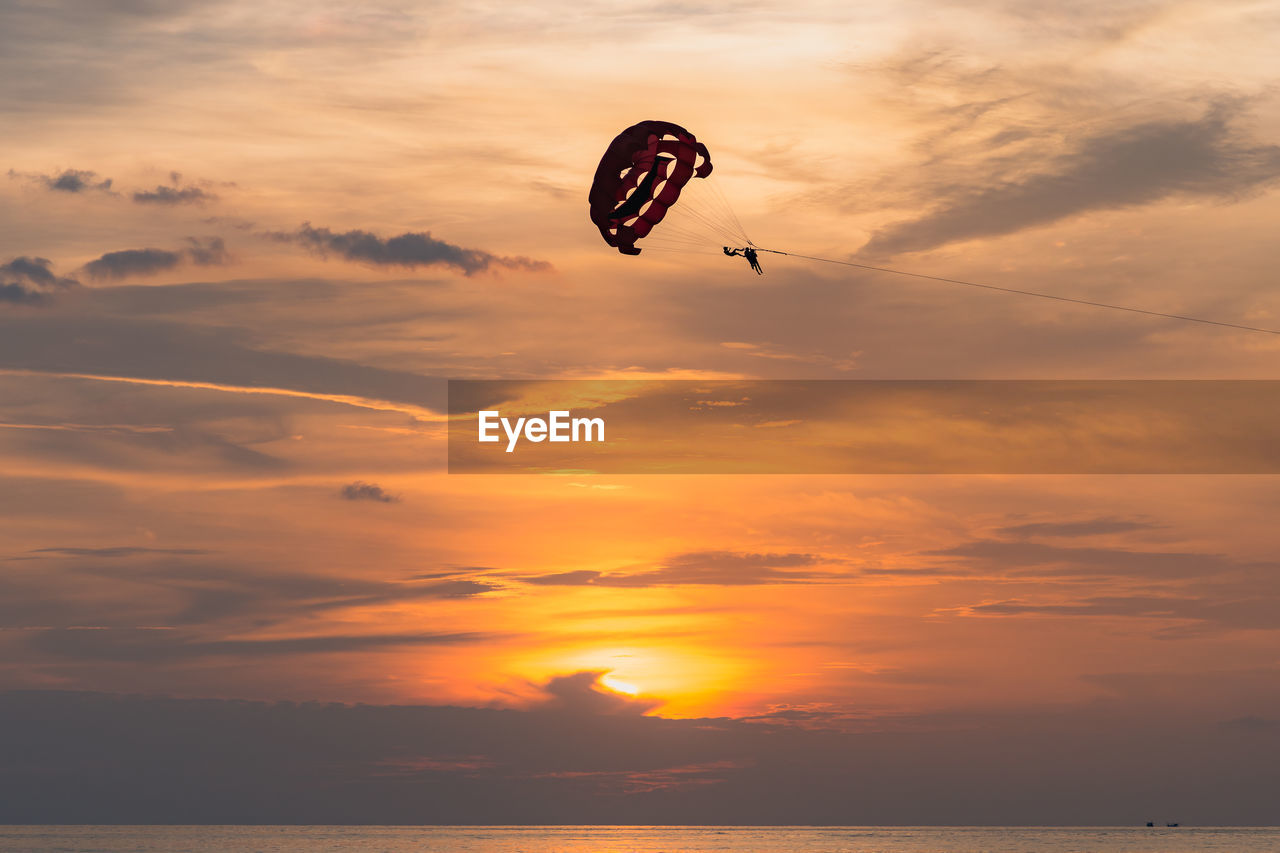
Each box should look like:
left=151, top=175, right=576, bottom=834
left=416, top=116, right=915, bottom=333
left=589, top=120, right=713, bottom=255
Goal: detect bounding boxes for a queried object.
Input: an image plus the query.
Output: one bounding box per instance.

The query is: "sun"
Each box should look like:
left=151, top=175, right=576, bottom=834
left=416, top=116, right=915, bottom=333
left=599, top=673, right=640, bottom=696
left=516, top=645, right=750, bottom=716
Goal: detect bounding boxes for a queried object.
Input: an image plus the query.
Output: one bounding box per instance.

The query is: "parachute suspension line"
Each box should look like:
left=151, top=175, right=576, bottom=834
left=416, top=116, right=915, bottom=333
left=701, top=179, right=751, bottom=246
left=753, top=248, right=1280, bottom=337
left=642, top=236, right=719, bottom=252
left=645, top=234, right=712, bottom=248
left=644, top=213, right=739, bottom=251
left=673, top=199, right=746, bottom=245
left=639, top=222, right=731, bottom=252
left=639, top=245, right=725, bottom=256
left=649, top=219, right=724, bottom=244
left=714, top=187, right=751, bottom=245
left=640, top=171, right=753, bottom=253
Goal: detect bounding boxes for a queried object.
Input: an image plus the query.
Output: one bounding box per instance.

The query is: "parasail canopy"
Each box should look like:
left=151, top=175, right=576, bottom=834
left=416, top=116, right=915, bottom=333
left=588, top=120, right=716, bottom=255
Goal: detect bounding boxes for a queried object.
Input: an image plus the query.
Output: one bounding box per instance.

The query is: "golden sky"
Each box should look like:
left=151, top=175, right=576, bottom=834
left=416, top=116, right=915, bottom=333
left=3, top=0, right=1280, bottom=808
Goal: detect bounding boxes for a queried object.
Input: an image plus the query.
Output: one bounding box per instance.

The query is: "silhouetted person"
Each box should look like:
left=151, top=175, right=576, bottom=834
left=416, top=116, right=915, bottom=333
left=724, top=246, right=763, bottom=275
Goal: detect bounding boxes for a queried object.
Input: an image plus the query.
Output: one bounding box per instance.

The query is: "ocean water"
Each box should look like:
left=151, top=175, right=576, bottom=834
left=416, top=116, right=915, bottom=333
left=0, top=826, right=1276, bottom=853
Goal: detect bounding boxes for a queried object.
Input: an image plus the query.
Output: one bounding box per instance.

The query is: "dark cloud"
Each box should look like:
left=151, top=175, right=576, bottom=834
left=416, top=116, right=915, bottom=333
left=536, top=671, right=661, bottom=715
left=1219, top=715, right=1279, bottom=732
left=0, top=256, right=79, bottom=304
left=202, top=571, right=497, bottom=619
left=425, top=566, right=503, bottom=577
left=27, top=628, right=495, bottom=662
left=273, top=222, right=552, bottom=276
left=995, top=517, right=1157, bottom=538
left=0, top=284, right=46, bottom=304
left=201, top=215, right=257, bottom=230
left=0, top=415, right=289, bottom=476
left=8, top=167, right=114, bottom=193
left=132, top=185, right=217, bottom=205
left=527, top=569, right=608, bottom=586
left=2, top=688, right=1279, bottom=824
left=82, top=238, right=228, bottom=280
left=967, top=594, right=1280, bottom=632
left=397, top=579, right=493, bottom=599
left=9, top=166, right=220, bottom=204
left=0, top=551, right=496, bottom=636
left=1, top=257, right=77, bottom=289
left=183, top=236, right=228, bottom=266
left=340, top=481, right=399, bottom=503
left=28, top=546, right=211, bottom=558
left=524, top=550, right=831, bottom=587
left=83, top=248, right=182, bottom=280
left=926, top=539, right=1254, bottom=579
left=864, top=101, right=1280, bottom=255
left=525, top=760, right=751, bottom=796
left=0, top=308, right=446, bottom=415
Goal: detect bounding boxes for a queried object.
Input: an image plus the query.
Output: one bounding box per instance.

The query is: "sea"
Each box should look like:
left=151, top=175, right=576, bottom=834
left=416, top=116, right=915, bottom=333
left=0, top=826, right=1277, bottom=853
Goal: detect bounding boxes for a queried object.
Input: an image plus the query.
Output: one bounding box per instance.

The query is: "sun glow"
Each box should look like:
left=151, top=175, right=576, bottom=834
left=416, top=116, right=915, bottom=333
left=599, top=673, right=639, bottom=696
left=500, top=641, right=756, bottom=718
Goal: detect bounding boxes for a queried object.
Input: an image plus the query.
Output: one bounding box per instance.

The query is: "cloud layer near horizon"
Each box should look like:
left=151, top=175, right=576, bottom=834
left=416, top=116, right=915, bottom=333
left=3, top=687, right=1278, bottom=824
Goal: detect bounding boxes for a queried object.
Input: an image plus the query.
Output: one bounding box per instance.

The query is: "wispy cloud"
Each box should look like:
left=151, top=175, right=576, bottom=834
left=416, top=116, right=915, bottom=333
left=28, top=628, right=497, bottom=662
left=524, top=550, right=834, bottom=587
left=966, top=593, right=1280, bottom=633
left=8, top=167, right=114, bottom=194
left=133, top=185, right=218, bottom=205
left=0, top=256, right=79, bottom=305
left=29, top=546, right=211, bottom=558
left=2, top=551, right=498, bottom=636
left=82, top=238, right=229, bottom=280
left=132, top=173, right=219, bottom=205
left=995, top=517, right=1157, bottom=538
left=272, top=223, right=552, bottom=276
left=339, top=481, right=399, bottom=503
left=926, top=539, right=1252, bottom=580
left=863, top=100, right=1280, bottom=255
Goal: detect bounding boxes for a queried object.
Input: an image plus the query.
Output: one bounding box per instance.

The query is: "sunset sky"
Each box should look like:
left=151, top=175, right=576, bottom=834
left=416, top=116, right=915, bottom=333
left=3, top=0, right=1280, bottom=824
